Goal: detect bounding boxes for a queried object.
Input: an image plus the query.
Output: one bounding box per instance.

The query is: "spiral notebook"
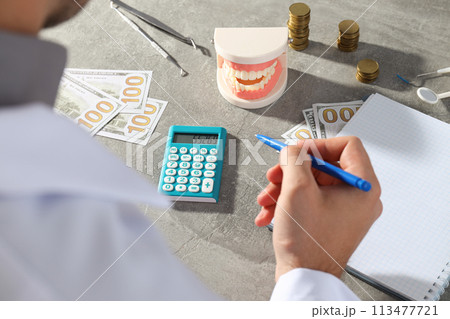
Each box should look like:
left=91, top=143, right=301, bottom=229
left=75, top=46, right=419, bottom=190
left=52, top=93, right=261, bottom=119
left=337, top=94, right=450, bottom=300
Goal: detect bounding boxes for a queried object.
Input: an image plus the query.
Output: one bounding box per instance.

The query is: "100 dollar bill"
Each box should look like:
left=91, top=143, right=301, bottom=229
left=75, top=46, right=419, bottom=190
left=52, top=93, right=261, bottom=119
left=313, top=100, right=363, bottom=138
left=302, top=108, right=318, bottom=139
left=65, top=69, right=153, bottom=114
left=282, top=121, right=313, bottom=145
left=97, top=98, right=168, bottom=145
left=55, top=73, right=127, bottom=135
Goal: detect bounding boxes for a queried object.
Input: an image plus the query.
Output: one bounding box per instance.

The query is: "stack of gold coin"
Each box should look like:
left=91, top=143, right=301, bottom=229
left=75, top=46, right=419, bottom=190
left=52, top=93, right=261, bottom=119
left=337, top=20, right=359, bottom=52
left=287, top=3, right=311, bottom=51
left=356, top=59, right=379, bottom=83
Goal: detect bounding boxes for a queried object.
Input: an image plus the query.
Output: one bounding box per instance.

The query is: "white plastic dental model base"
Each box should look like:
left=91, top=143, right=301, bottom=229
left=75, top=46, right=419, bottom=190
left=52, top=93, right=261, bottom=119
left=214, top=27, right=288, bottom=109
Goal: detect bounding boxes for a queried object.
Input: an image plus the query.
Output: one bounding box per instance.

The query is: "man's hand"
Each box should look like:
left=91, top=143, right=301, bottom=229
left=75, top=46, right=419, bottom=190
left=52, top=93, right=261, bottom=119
left=255, top=137, right=382, bottom=281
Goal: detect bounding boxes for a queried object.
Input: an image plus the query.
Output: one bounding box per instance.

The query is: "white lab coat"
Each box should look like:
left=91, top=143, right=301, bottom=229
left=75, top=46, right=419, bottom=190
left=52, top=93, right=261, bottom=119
left=0, top=103, right=358, bottom=300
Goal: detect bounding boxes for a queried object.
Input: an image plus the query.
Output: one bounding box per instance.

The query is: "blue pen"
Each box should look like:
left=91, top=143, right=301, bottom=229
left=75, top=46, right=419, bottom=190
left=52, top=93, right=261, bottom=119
left=256, top=134, right=371, bottom=192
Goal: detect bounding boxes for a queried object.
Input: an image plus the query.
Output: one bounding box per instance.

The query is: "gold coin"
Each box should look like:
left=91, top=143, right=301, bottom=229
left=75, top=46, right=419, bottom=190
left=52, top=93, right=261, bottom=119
left=287, top=18, right=310, bottom=28
left=289, top=3, right=310, bottom=17
left=291, top=35, right=309, bottom=44
left=337, top=39, right=358, bottom=50
left=289, top=12, right=310, bottom=19
left=289, top=28, right=309, bottom=38
left=288, top=24, right=309, bottom=31
left=356, top=73, right=377, bottom=83
left=290, top=40, right=309, bottom=51
left=358, top=67, right=380, bottom=75
left=356, top=62, right=379, bottom=83
left=357, top=70, right=379, bottom=79
left=357, top=59, right=379, bottom=74
left=339, top=20, right=359, bottom=35
left=291, top=39, right=309, bottom=45
left=339, top=40, right=359, bottom=46
left=338, top=41, right=358, bottom=49
left=339, top=32, right=360, bottom=40
left=338, top=38, right=358, bottom=44
left=289, top=14, right=310, bottom=22
left=287, top=20, right=310, bottom=28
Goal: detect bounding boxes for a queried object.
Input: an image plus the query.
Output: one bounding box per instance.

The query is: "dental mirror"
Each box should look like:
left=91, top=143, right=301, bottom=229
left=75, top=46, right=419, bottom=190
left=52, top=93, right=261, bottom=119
left=416, top=87, right=450, bottom=104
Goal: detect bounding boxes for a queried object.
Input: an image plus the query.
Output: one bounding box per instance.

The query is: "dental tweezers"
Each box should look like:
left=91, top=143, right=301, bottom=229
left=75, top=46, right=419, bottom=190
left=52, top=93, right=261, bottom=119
left=111, top=0, right=198, bottom=49
left=110, top=1, right=188, bottom=76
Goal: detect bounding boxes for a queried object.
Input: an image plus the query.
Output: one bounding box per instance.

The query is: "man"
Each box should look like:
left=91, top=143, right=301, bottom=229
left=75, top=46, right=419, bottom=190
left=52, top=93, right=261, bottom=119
left=0, top=0, right=382, bottom=300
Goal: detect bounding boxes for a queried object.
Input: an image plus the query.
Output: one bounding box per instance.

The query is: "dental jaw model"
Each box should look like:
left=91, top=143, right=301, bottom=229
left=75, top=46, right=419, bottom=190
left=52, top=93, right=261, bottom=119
left=214, top=27, right=288, bottom=109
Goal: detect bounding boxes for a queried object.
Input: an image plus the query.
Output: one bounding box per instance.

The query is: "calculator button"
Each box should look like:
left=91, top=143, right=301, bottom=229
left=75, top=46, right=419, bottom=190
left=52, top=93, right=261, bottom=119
left=210, top=148, right=218, bottom=155
left=180, top=147, right=188, bottom=154
left=201, top=178, right=214, bottom=193
left=175, top=185, right=187, bottom=192
left=169, top=147, right=178, bottom=154
left=164, top=176, right=175, bottom=183
left=180, top=162, right=191, bottom=169
left=189, top=148, right=198, bottom=155
left=165, top=169, right=176, bottom=176
left=191, top=170, right=202, bottom=177
left=200, top=148, right=208, bottom=155
left=193, top=155, right=204, bottom=162
left=168, top=154, right=179, bottom=161
left=192, top=162, right=203, bottom=169
left=190, top=177, right=201, bottom=185
left=177, top=177, right=188, bottom=184
left=178, top=169, right=189, bottom=176
left=205, top=163, right=216, bottom=170
left=167, top=161, right=178, bottom=169
left=181, top=154, right=192, bottom=161
left=163, top=184, right=174, bottom=191
left=204, top=171, right=215, bottom=178
left=188, top=185, right=200, bottom=193
left=206, top=156, right=217, bottom=163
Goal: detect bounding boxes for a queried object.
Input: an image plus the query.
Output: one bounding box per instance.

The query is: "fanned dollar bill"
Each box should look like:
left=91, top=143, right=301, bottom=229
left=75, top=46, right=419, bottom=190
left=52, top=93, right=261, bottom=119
left=313, top=100, right=363, bottom=138
left=55, top=73, right=127, bottom=135
left=65, top=69, right=152, bottom=114
left=97, top=98, right=168, bottom=145
left=302, top=108, right=318, bottom=139
left=281, top=121, right=313, bottom=145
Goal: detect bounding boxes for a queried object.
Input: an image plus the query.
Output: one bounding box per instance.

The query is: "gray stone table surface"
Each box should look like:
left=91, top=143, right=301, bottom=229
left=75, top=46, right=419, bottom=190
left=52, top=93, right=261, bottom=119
left=42, top=0, right=449, bottom=301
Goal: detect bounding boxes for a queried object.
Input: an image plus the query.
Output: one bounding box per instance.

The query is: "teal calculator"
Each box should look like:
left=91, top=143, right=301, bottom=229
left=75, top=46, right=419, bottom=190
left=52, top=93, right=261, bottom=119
left=158, top=125, right=227, bottom=203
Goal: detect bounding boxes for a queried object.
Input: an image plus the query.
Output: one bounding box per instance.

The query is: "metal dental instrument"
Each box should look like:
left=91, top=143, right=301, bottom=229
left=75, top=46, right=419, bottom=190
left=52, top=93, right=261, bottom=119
left=111, top=2, right=188, bottom=77
left=397, top=67, right=450, bottom=87
left=416, top=67, right=450, bottom=79
left=417, top=87, right=450, bottom=104
left=111, top=0, right=198, bottom=50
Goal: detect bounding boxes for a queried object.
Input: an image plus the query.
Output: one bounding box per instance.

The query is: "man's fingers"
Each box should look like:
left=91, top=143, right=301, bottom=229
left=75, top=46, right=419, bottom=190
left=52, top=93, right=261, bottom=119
left=255, top=206, right=275, bottom=227
left=297, top=137, right=366, bottom=162
left=313, top=167, right=343, bottom=186
left=279, top=145, right=318, bottom=194
left=266, top=164, right=282, bottom=184
left=297, top=136, right=379, bottom=189
left=257, top=183, right=281, bottom=207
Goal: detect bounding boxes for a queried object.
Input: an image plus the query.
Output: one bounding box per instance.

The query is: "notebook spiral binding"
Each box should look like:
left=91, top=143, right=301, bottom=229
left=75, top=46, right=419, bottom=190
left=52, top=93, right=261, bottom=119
left=424, top=262, right=450, bottom=300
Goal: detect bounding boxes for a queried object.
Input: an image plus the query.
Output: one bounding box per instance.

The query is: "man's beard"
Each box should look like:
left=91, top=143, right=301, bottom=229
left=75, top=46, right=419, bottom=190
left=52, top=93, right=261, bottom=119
left=44, top=0, right=89, bottom=28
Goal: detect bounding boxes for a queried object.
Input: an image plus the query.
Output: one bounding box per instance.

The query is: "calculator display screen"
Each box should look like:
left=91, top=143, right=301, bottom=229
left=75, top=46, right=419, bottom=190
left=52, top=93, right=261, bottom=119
left=173, top=133, right=219, bottom=144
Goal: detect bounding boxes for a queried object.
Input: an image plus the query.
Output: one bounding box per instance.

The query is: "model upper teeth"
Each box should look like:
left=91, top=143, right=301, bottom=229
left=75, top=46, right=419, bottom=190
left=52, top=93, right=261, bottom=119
left=223, top=61, right=277, bottom=91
